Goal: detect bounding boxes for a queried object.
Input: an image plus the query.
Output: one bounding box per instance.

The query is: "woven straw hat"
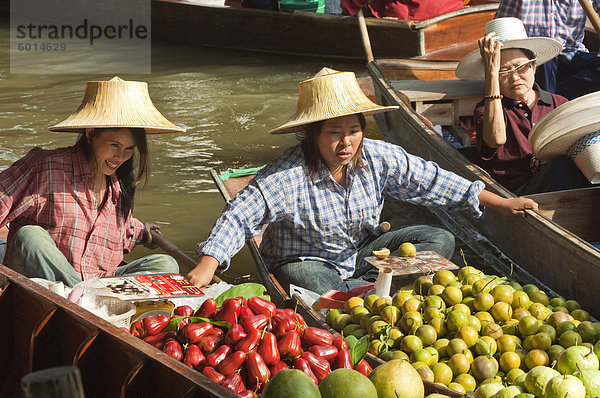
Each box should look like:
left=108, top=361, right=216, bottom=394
left=268, top=67, right=398, bottom=134
left=456, top=17, right=563, bottom=80
left=529, top=91, right=600, bottom=183
left=49, top=77, right=185, bottom=134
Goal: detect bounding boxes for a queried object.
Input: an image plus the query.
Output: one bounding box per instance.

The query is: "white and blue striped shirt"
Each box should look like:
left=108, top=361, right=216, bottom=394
left=198, top=139, right=484, bottom=278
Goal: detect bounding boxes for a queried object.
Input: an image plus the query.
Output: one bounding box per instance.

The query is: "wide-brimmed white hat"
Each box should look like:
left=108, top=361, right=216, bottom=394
left=268, top=67, right=398, bottom=134
left=49, top=77, right=185, bottom=134
left=529, top=91, right=600, bottom=184
left=456, top=17, right=563, bottom=80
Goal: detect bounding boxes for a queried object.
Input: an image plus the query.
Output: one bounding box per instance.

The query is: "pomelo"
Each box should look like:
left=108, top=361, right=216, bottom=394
left=544, top=375, right=585, bottom=398
left=557, top=345, right=599, bottom=375
left=523, top=366, right=560, bottom=397
left=573, top=368, right=600, bottom=398
left=369, top=359, right=424, bottom=398
left=262, top=369, right=320, bottom=398
left=474, top=382, right=503, bottom=398
left=319, top=368, right=378, bottom=398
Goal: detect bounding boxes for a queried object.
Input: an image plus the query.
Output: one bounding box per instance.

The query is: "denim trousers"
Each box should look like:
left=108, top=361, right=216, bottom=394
left=7, top=225, right=179, bottom=287
left=273, top=224, right=455, bottom=295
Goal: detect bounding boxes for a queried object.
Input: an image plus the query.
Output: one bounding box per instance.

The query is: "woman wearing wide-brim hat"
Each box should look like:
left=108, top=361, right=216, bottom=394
left=189, top=68, right=537, bottom=293
left=0, top=77, right=185, bottom=287
left=456, top=17, right=591, bottom=194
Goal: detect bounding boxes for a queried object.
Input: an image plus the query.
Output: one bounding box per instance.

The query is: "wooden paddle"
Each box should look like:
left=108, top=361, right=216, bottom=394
left=150, top=231, right=222, bottom=283
left=357, top=9, right=375, bottom=62
left=578, top=0, right=600, bottom=38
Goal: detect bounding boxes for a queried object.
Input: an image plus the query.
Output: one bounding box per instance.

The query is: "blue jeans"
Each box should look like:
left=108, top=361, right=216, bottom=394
left=273, top=225, right=454, bottom=295
left=7, top=225, right=179, bottom=287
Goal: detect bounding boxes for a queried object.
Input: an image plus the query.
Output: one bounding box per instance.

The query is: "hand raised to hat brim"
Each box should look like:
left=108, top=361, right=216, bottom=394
left=479, top=32, right=503, bottom=78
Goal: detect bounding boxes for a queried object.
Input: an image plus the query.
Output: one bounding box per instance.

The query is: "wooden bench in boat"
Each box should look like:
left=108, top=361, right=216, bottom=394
left=390, top=79, right=484, bottom=127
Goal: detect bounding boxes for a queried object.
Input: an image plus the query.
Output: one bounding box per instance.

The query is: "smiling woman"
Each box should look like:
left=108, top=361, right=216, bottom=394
left=0, top=76, right=185, bottom=287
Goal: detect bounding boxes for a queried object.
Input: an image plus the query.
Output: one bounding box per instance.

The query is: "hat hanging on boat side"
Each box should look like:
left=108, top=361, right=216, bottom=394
left=455, top=17, right=563, bottom=81
left=529, top=91, right=600, bottom=184
left=49, top=77, right=185, bottom=134
left=268, top=67, right=398, bottom=134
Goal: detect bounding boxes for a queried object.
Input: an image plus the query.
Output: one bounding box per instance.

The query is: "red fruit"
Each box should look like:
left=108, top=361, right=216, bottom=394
left=235, top=328, right=261, bottom=353
left=308, top=344, right=338, bottom=362
left=173, top=305, right=194, bottom=317
left=239, top=314, right=269, bottom=333
left=195, top=298, right=217, bottom=319
left=216, top=298, right=242, bottom=326
left=294, top=312, right=308, bottom=331
left=143, top=331, right=176, bottom=350
left=269, top=361, right=289, bottom=377
left=225, top=324, right=247, bottom=347
left=332, top=333, right=348, bottom=350
left=180, top=322, right=213, bottom=344
left=332, top=349, right=353, bottom=370
left=245, top=351, right=271, bottom=386
left=247, top=296, right=276, bottom=318
left=217, top=350, right=246, bottom=376
left=183, top=344, right=205, bottom=369
left=206, top=344, right=232, bottom=368
left=220, top=372, right=245, bottom=394
left=302, top=327, right=333, bottom=347
left=142, top=315, right=170, bottom=336
left=354, top=359, right=372, bottom=377
left=198, top=332, right=223, bottom=354
left=163, top=339, right=183, bottom=361
left=202, top=366, right=225, bottom=384
left=177, top=317, right=190, bottom=331
left=293, top=357, right=318, bottom=385
left=237, top=390, right=256, bottom=398
left=238, top=306, right=255, bottom=320
left=277, top=329, right=301, bottom=359
left=271, top=313, right=295, bottom=337
left=301, top=351, right=330, bottom=381
left=258, top=332, right=280, bottom=365
left=130, top=320, right=145, bottom=338
left=277, top=308, right=295, bottom=318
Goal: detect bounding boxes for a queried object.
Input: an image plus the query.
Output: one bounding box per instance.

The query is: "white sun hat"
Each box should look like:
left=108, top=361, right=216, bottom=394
left=455, top=17, right=563, bottom=81
left=269, top=67, right=398, bottom=134
left=50, top=76, right=185, bottom=134
left=529, top=91, right=600, bottom=184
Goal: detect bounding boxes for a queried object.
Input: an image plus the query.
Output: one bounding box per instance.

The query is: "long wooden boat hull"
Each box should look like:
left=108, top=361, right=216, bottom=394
left=0, top=265, right=240, bottom=398
left=152, top=0, right=497, bottom=60
left=367, top=60, right=600, bottom=319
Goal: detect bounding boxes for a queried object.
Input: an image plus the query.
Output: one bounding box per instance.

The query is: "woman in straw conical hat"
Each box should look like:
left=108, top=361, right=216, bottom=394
left=188, top=68, right=537, bottom=292
left=457, top=17, right=591, bottom=194
left=1, top=77, right=185, bottom=287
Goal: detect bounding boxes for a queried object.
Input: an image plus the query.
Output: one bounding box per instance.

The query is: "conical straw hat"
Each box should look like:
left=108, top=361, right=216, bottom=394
left=456, top=17, right=562, bottom=81
left=268, top=67, right=398, bottom=134
left=529, top=91, right=600, bottom=183
left=49, top=77, right=185, bottom=134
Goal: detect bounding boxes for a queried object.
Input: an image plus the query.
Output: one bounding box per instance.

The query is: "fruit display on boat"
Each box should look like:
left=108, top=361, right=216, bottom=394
left=127, top=283, right=419, bottom=397
left=325, top=266, right=600, bottom=397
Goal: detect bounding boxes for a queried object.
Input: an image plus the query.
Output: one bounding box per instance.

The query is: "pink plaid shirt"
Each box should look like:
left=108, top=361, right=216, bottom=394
left=0, top=145, right=145, bottom=280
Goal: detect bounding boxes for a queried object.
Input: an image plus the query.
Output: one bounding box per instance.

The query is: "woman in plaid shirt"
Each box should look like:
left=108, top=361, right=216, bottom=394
left=1, top=77, right=185, bottom=287
left=188, top=68, right=537, bottom=294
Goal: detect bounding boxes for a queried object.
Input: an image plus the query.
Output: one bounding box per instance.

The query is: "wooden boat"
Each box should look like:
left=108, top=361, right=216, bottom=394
left=366, top=60, right=600, bottom=319
left=0, top=265, right=241, bottom=398
left=151, top=0, right=498, bottom=62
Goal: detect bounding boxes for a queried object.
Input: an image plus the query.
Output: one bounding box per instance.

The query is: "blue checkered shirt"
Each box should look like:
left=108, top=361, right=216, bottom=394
left=198, top=139, right=485, bottom=278
left=496, top=0, right=600, bottom=60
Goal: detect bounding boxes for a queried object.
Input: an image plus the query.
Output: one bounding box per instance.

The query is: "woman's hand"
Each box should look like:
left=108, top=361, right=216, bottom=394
left=187, top=255, right=219, bottom=288
left=478, top=32, right=503, bottom=77
left=142, top=223, right=162, bottom=249
left=478, top=189, right=538, bottom=217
